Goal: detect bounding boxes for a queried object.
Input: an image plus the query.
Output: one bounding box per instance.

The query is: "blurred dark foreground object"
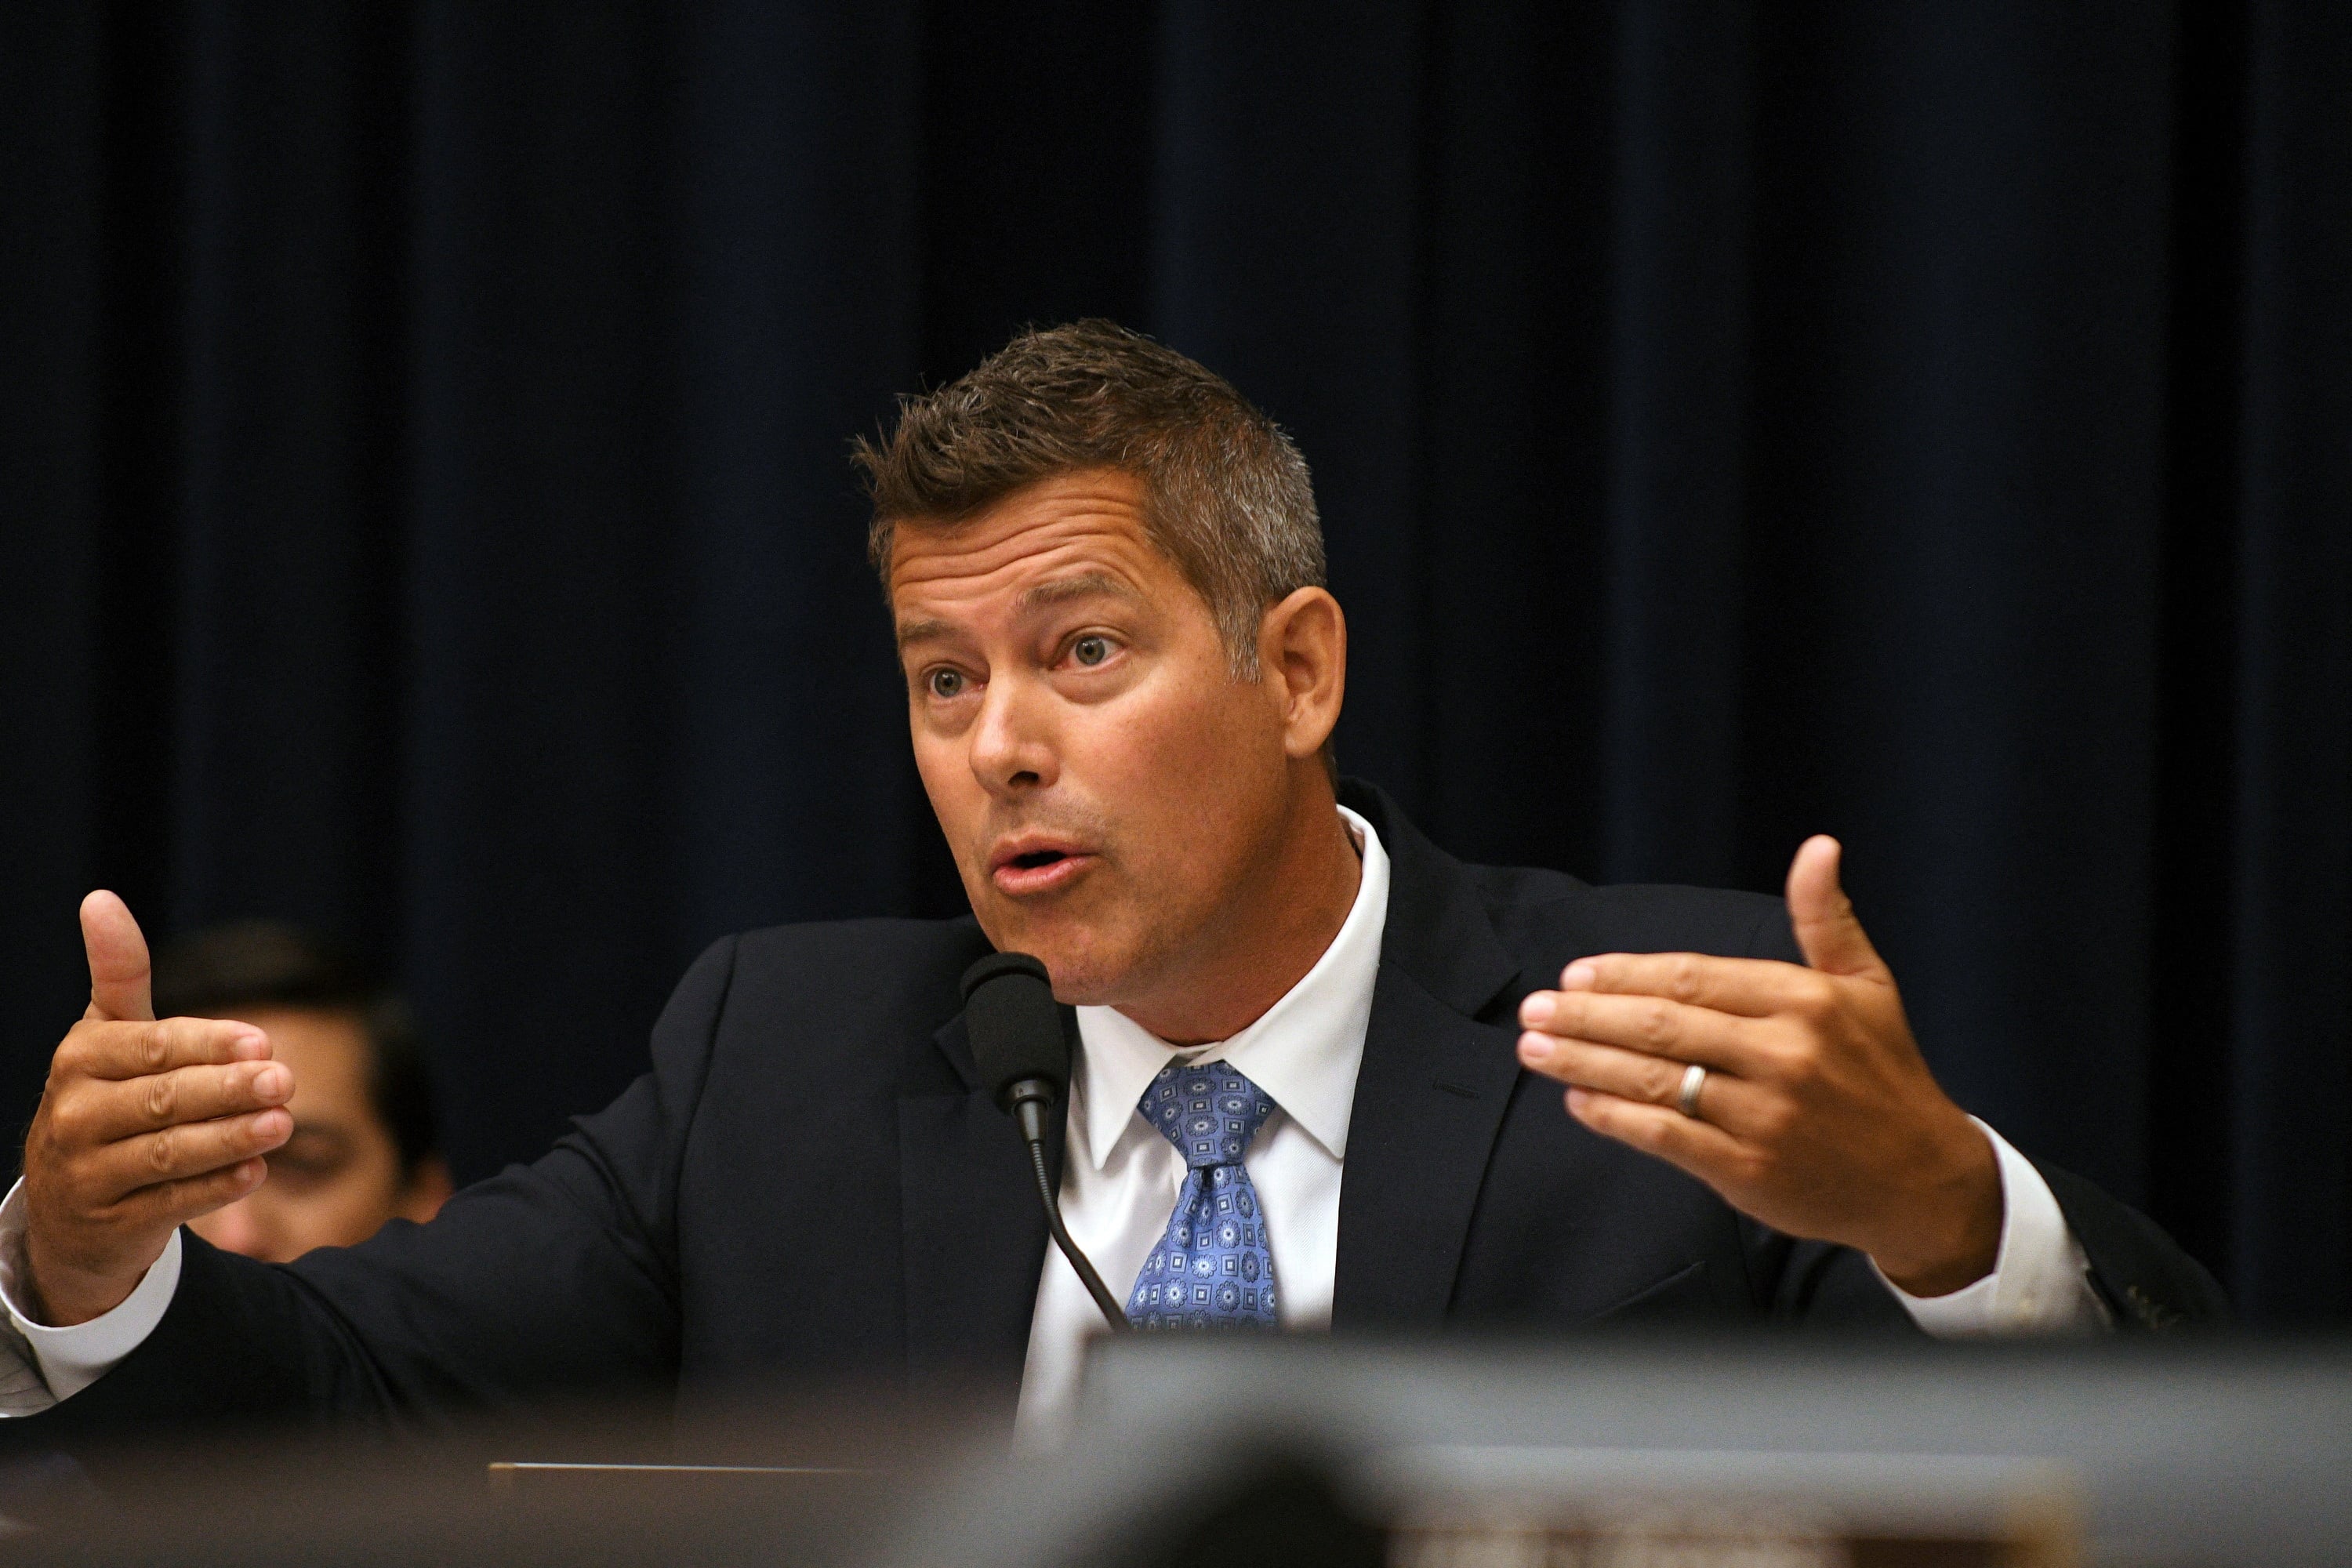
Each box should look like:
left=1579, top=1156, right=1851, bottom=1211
left=890, top=1337, right=2352, bottom=1568
left=0, top=1383, right=931, bottom=1567
left=2, top=1338, right=2348, bottom=1566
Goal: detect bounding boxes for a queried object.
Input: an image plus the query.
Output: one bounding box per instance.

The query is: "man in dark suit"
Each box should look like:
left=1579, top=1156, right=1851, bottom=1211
left=2, top=322, right=2221, bottom=1446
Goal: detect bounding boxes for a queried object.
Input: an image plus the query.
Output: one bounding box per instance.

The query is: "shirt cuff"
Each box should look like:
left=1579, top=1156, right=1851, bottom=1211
left=0, top=1178, right=182, bottom=1403
left=1882, top=1119, right=2111, bottom=1335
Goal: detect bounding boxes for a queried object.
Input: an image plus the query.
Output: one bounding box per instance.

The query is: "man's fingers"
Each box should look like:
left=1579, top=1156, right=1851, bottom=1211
left=1518, top=988, right=1766, bottom=1073
left=1784, top=836, right=1889, bottom=981
left=84, top=1109, right=292, bottom=1202
left=67, top=1016, right=270, bottom=1082
left=74, top=1060, right=294, bottom=1142
left=80, top=891, right=155, bottom=1024
left=102, top=1160, right=270, bottom=1232
left=1563, top=1087, right=1752, bottom=1187
left=1551, top=950, right=1826, bottom=1020
left=1522, top=1036, right=1777, bottom=1136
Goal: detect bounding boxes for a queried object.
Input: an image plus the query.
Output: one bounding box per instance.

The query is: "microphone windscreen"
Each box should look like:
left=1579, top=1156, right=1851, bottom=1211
left=960, top=952, right=1071, bottom=1111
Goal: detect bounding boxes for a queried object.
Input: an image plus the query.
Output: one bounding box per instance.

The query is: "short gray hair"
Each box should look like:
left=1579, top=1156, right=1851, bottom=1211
left=851, top=320, right=1325, bottom=676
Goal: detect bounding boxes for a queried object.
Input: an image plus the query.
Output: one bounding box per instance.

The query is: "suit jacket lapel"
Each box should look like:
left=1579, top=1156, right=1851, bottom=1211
left=897, top=1013, right=1065, bottom=1379
left=1332, top=781, right=1531, bottom=1331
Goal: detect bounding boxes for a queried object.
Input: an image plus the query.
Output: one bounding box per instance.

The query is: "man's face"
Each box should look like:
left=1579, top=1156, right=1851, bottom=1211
left=187, top=1007, right=445, bottom=1262
left=891, top=470, right=1298, bottom=1006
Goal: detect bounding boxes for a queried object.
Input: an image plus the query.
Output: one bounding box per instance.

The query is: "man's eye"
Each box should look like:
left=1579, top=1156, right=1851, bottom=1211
left=1072, top=636, right=1111, bottom=668
left=263, top=1152, right=341, bottom=1189
left=927, top=668, right=967, bottom=699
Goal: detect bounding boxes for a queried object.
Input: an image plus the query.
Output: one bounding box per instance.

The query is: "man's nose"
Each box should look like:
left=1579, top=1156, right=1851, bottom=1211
left=196, top=1195, right=273, bottom=1261
left=967, top=676, right=1058, bottom=794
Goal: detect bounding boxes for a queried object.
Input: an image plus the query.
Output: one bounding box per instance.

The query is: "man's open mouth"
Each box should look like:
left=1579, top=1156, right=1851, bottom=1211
left=989, top=838, right=1095, bottom=895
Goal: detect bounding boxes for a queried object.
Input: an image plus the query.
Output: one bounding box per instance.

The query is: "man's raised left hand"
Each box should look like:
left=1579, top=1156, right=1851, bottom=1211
left=1513, top=837, right=2002, bottom=1297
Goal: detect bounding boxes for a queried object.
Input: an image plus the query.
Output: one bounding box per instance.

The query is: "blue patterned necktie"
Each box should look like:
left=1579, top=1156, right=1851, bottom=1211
left=1127, top=1062, right=1281, bottom=1330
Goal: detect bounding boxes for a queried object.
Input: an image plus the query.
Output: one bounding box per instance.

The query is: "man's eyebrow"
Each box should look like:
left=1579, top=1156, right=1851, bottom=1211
left=1015, top=572, right=1138, bottom=612
left=895, top=617, right=954, bottom=649
left=894, top=573, right=1139, bottom=649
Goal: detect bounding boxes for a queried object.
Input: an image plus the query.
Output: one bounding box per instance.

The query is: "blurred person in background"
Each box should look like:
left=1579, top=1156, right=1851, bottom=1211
left=149, top=923, right=451, bottom=1262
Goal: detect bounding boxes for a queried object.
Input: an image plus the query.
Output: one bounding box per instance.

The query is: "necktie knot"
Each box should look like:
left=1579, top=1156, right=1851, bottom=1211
left=1139, top=1062, right=1276, bottom=1172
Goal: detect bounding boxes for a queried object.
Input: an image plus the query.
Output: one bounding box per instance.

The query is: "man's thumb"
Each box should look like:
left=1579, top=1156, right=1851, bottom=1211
left=81, top=890, right=156, bottom=1023
left=1784, top=837, right=1888, bottom=980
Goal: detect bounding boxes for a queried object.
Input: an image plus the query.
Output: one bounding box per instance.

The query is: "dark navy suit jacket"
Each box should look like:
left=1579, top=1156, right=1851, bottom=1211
left=16, top=782, right=2224, bottom=1452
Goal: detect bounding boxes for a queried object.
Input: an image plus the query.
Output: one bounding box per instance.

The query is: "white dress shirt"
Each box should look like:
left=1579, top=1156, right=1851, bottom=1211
left=0, top=804, right=2105, bottom=1421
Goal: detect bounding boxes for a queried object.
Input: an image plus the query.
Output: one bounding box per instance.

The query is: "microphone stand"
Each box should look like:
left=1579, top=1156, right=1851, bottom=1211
left=1007, top=1080, right=1131, bottom=1334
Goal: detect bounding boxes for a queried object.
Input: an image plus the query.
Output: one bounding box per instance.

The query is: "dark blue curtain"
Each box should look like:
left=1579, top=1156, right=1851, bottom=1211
left=2, top=2, right=2346, bottom=1323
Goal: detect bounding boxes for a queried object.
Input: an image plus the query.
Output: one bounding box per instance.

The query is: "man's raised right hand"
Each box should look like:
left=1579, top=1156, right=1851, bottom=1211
left=18, top=892, right=295, bottom=1326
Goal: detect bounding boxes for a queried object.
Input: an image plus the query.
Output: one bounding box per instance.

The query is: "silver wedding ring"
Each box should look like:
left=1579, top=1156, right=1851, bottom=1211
left=1675, top=1062, right=1708, bottom=1120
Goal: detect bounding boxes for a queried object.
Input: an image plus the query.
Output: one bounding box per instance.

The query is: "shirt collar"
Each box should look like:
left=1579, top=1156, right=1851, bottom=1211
left=1071, top=806, right=1390, bottom=1171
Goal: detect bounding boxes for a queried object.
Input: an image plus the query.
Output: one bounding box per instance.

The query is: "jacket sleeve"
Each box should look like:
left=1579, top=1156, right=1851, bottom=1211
left=5, top=935, right=742, bottom=1453
left=2035, top=1158, right=2230, bottom=1331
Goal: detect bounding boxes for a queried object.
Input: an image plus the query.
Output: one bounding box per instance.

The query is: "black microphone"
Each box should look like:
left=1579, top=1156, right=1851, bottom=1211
left=960, top=952, right=1130, bottom=1334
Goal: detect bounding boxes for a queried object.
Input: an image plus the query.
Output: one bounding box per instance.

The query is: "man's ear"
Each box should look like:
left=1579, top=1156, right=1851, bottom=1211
left=1259, top=586, right=1345, bottom=760
left=397, top=1155, right=456, bottom=1225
